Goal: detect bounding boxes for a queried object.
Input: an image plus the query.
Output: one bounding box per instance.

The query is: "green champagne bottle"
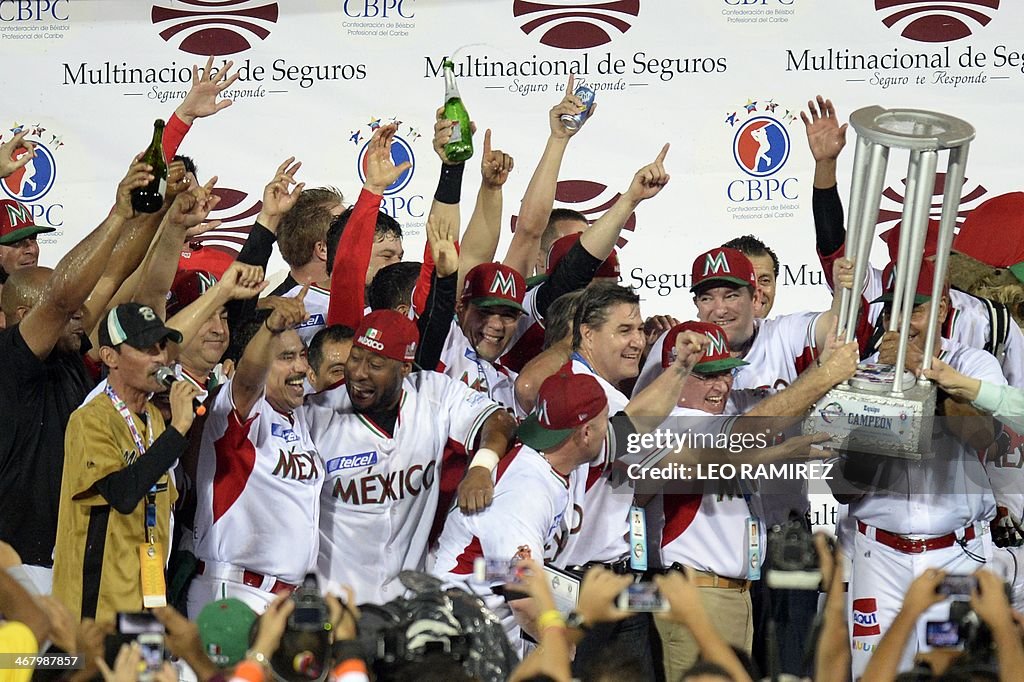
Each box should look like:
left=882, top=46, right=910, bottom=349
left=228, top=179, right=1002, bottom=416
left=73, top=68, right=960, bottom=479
left=442, top=59, right=473, bottom=162
left=131, top=119, right=168, bottom=214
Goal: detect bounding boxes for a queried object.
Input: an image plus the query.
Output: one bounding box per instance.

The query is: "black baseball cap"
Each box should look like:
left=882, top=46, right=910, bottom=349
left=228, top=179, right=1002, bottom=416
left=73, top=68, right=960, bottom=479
left=99, top=303, right=183, bottom=349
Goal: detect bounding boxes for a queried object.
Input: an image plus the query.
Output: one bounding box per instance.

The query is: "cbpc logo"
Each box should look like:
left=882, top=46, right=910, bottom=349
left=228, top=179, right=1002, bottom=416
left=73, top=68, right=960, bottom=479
left=733, top=117, right=790, bottom=177
left=188, top=187, right=261, bottom=256
left=2, top=141, right=55, bottom=203
left=151, top=0, right=279, bottom=56
left=511, top=179, right=637, bottom=248
left=875, top=0, right=999, bottom=43
left=875, top=172, right=989, bottom=229
left=0, top=0, right=69, bottom=21
left=1, top=127, right=63, bottom=229
left=350, top=117, right=426, bottom=225
left=513, top=0, right=640, bottom=49
left=725, top=98, right=798, bottom=203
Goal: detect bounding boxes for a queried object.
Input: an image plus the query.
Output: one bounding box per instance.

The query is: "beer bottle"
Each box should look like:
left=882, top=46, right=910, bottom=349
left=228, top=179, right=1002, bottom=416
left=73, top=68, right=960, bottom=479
left=442, top=59, right=473, bottom=162
left=131, top=119, right=168, bottom=214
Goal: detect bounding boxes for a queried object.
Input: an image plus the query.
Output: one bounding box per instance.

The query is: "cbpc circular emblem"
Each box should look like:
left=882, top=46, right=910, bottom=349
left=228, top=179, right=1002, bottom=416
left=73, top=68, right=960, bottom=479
left=2, top=142, right=55, bottom=203
left=513, top=0, right=640, bottom=49
left=151, top=0, right=279, bottom=56
left=733, top=117, right=790, bottom=178
left=358, top=135, right=415, bottom=195
left=875, top=0, right=1000, bottom=44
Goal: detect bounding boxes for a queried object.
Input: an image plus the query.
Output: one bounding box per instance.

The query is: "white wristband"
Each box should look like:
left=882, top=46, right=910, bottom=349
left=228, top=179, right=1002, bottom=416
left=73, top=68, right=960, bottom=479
left=470, top=447, right=500, bottom=472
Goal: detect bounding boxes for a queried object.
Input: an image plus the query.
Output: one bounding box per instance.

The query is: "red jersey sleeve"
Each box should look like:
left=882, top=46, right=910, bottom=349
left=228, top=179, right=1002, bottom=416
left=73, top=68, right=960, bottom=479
left=162, top=112, right=191, bottom=162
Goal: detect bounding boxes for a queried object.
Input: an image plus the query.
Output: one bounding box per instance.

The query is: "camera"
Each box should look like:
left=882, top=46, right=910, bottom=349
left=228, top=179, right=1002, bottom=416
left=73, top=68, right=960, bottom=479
left=289, top=573, right=330, bottom=632
left=104, top=612, right=165, bottom=674
left=765, top=514, right=822, bottom=590
left=267, top=573, right=332, bottom=682
left=616, top=582, right=669, bottom=613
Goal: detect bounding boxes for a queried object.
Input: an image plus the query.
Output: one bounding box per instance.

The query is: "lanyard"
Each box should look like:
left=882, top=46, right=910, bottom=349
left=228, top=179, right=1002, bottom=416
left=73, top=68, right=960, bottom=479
left=570, top=351, right=594, bottom=373
left=105, top=385, right=158, bottom=542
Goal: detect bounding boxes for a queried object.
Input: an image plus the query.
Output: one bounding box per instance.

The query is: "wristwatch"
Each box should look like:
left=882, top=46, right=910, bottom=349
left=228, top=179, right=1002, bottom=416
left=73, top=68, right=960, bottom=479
left=245, top=650, right=271, bottom=668
left=565, top=610, right=590, bottom=632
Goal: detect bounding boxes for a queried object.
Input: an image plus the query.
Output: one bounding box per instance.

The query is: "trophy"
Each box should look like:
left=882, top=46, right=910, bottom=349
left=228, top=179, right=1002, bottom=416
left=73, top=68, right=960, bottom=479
left=804, top=106, right=975, bottom=459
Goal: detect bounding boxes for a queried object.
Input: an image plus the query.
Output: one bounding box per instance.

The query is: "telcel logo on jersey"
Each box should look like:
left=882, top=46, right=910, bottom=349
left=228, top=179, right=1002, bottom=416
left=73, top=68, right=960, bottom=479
left=513, top=0, right=639, bottom=49
left=352, top=117, right=425, bottom=231
left=1, top=131, right=62, bottom=230
left=151, top=0, right=279, bottom=56
left=724, top=98, right=799, bottom=212
left=852, top=598, right=881, bottom=637
left=327, top=451, right=379, bottom=472
left=270, top=423, right=300, bottom=444
left=875, top=0, right=999, bottom=43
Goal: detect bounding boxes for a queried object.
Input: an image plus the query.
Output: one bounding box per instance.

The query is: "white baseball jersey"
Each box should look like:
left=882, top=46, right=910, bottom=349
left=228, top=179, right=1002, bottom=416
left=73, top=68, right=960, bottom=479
left=303, top=371, right=503, bottom=604
left=556, top=356, right=632, bottom=567
left=433, top=443, right=578, bottom=579
left=192, top=379, right=322, bottom=584
left=438, top=319, right=525, bottom=418
left=657, top=406, right=760, bottom=580
left=850, top=339, right=1002, bottom=535
left=634, top=313, right=821, bottom=399
left=280, top=282, right=330, bottom=345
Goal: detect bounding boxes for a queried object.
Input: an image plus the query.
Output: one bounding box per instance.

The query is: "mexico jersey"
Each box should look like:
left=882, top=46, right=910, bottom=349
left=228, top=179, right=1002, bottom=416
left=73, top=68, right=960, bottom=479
left=438, top=319, right=525, bottom=418
left=556, top=355, right=632, bottom=567
left=850, top=339, right=1001, bottom=535
left=302, top=371, right=503, bottom=604
left=433, top=443, right=577, bottom=581
left=657, top=406, right=758, bottom=579
left=278, top=281, right=330, bottom=345
left=192, top=380, right=322, bottom=584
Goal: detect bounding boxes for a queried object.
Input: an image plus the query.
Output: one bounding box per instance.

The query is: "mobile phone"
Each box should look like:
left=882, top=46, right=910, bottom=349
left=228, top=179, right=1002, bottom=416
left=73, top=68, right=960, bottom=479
left=117, top=611, right=163, bottom=635
left=937, top=575, right=978, bottom=597
left=925, top=620, right=963, bottom=649
left=616, top=583, right=669, bottom=613
left=472, top=557, right=522, bottom=585
left=136, top=632, right=164, bottom=680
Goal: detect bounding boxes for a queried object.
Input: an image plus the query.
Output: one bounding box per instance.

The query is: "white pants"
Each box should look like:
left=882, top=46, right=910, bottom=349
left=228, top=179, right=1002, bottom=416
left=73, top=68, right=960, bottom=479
left=186, top=572, right=280, bottom=618
left=849, top=523, right=992, bottom=679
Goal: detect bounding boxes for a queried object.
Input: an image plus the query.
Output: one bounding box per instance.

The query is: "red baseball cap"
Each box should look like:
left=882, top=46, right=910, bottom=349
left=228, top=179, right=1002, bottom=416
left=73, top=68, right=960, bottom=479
left=0, top=199, right=54, bottom=245
left=462, top=262, right=526, bottom=312
left=166, top=269, right=219, bottom=317
left=690, top=247, right=756, bottom=293
left=879, top=220, right=940, bottom=262
left=954, top=192, right=1024, bottom=283
left=545, top=233, right=620, bottom=279
left=353, top=309, right=419, bottom=362
left=661, top=321, right=748, bottom=374
left=872, top=259, right=945, bottom=306
left=518, top=372, right=608, bottom=451
left=178, top=243, right=235, bottom=279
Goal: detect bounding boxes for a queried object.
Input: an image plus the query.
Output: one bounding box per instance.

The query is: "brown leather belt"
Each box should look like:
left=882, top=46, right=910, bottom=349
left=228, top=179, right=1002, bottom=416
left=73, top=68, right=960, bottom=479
left=674, top=565, right=750, bottom=591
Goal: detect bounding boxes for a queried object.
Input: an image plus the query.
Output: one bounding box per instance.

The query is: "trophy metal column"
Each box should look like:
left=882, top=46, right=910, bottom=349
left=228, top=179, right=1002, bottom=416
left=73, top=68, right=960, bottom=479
left=806, top=106, right=975, bottom=459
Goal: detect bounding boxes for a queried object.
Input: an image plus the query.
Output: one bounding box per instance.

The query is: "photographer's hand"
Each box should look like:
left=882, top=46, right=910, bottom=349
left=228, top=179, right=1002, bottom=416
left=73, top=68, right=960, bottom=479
left=326, top=587, right=361, bottom=642
left=249, top=593, right=295, bottom=661
left=863, top=568, right=946, bottom=682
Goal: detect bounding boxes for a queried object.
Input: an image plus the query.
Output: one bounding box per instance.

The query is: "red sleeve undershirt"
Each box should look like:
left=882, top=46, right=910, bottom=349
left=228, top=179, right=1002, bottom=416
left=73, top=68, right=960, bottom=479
left=326, top=188, right=384, bottom=329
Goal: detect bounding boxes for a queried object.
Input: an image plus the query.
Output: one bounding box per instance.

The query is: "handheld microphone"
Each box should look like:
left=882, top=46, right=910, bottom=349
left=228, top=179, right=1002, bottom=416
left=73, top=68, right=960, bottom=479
left=155, top=366, right=207, bottom=416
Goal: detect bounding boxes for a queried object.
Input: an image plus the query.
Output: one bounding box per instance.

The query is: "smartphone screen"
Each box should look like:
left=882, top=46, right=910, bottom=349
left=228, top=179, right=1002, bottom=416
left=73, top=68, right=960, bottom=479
left=618, top=583, right=669, bottom=612
left=137, top=633, right=164, bottom=672
left=925, top=620, right=962, bottom=648
left=117, top=612, right=163, bottom=635
left=937, top=575, right=978, bottom=597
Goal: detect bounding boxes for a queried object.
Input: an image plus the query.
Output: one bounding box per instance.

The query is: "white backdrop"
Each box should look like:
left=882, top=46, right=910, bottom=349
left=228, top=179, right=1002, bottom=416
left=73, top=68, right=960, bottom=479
left=4, top=1, right=1021, bottom=529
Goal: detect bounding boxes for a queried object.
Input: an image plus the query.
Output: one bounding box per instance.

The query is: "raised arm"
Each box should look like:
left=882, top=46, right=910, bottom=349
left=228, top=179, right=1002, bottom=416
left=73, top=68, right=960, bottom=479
left=802, top=96, right=849, bottom=262
left=325, top=125, right=405, bottom=329
left=861, top=569, right=945, bottom=682
left=132, top=176, right=222, bottom=317
left=233, top=290, right=307, bottom=418
left=80, top=159, right=190, bottom=335
left=17, top=157, right=153, bottom=359
left=503, top=74, right=592, bottom=276
left=0, top=130, right=35, bottom=179
left=415, top=212, right=459, bottom=372
left=580, top=143, right=669, bottom=262
left=461, top=129, right=514, bottom=288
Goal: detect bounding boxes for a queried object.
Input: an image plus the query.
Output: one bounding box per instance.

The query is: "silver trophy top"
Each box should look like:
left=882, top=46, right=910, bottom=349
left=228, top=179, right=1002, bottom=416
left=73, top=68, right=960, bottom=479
left=849, top=106, right=975, bottom=151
